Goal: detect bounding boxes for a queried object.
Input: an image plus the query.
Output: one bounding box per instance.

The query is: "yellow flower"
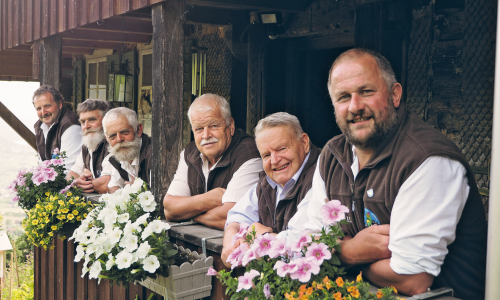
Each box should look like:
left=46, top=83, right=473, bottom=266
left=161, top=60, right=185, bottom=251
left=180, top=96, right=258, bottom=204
left=72, top=210, right=79, bottom=215
left=51, top=225, right=58, bottom=231
left=335, top=277, right=344, bottom=288
left=61, top=208, right=69, bottom=214
left=69, top=199, right=75, bottom=204
left=50, top=245, right=55, bottom=250
left=58, top=200, right=64, bottom=205
left=32, top=220, right=39, bottom=225
left=83, top=213, right=88, bottom=218
left=392, top=286, right=398, bottom=294
left=311, top=282, right=317, bottom=288
left=333, top=292, right=342, bottom=300
left=88, top=201, right=92, bottom=205
left=377, top=291, right=384, bottom=299
left=48, top=232, right=53, bottom=236
left=67, top=214, right=74, bottom=220
left=38, top=212, right=43, bottom=217
left=67, top=192, right=72, bottom=196
left=40, top=240, right=45, bottom=245
left=316, top=284, right=323, bottom=290
left=305, top=287, right=313, bottom=296
left=81, top=202, right=86, bottom=207
left=45, top=191, right=50, bottom=196
left=77, top=216, right=82, bottom=221
left=45, top=218, right=50, bottom=223
left=349, top=287, right=360, bottom=298
left=47, top=205, right=53, bottom=210
left=356, top=272, right=363, bottom=282
left=57, top=215, right=66, bottom=220
left=36, top=204, right=41, bottom=209
left=57, top=210, right=61, bottom=214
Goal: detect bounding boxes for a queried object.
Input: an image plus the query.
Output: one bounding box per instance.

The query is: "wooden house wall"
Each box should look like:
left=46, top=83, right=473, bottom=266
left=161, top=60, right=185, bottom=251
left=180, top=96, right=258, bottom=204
left=0, top=0, right=163, bottom=51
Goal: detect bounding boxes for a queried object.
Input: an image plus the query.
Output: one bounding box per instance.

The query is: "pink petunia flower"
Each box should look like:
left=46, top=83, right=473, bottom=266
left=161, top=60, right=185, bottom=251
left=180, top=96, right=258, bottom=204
left=44, top=168, right=58, bottom=181
left=291, top=230, right=312, bottom=253
left=231, top=223, right=250, bottom=245
left=11, top=195, right=20, bottom=202
left=32, top=173, right=45, bottom=186
left=268, top=238, right=287, bottom=259
left=321, top=200, right=349, bottom=225
left=305, top=242, right=331, bottom=265
left=242, top=248, right=258, bottom=266
left=51, top=158, right=64, bottom=166
left=289, top=257, right=320, bottom=282
left=227, top=243, right=249, bottom=269
left=16, top=176, right=26, bottom=187
left=236, top=270, right=260, bottom=292
left=273, top=260, right=298, bottom=277
left=253, top=234, right=276, bottom=257
left=206, top=267, right=218, bottom=276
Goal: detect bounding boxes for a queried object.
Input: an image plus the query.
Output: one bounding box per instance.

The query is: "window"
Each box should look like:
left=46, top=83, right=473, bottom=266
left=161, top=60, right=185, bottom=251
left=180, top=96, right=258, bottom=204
left=86, top=57, right=107, bottom=100
left=138, top=49, right=153, bottom=136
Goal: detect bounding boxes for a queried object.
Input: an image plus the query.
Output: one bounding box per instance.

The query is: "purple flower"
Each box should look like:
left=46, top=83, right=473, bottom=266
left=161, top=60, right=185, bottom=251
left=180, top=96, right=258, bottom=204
left=253, top=234, right=276, bottom=257
left=321, top=200, right=349, bottom=225
left=268, top=238, right=287, bottom=259
left=305, top=242, right=331, bottom=265
left=242, top=248, right=257, bottom=266
left=263, top=283, right=271, bottom=299
left=236, top=270, right=260, bottom=292
left=227, top=243, right=248, bottom=269
left=206, top=267, right=218, bottom=276
left=291, top=230, right=312, bottom=253
left=232, top=223, right=250, bottom=245
left=289, top=257, right=320, bottom=282
left=273, top=260, right=298, bottom=277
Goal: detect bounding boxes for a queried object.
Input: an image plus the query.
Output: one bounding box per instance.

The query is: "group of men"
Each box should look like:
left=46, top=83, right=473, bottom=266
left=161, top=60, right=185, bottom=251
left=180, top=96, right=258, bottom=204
left=33, top=49, right=486, bottom=299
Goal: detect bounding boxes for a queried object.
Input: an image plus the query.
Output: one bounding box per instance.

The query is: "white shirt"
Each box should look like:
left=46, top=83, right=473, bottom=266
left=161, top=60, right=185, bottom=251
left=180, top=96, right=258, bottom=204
left=167, top=149, right=263, bottom=203
left=304, top=148, right=469, bottom=277
left=225, top=152, right=312, bottom=245
left=108, top=156, right=140, bottom=189
left=70, top=146, right=113, bottom=178
left=40, top=123, right=82, bottom=172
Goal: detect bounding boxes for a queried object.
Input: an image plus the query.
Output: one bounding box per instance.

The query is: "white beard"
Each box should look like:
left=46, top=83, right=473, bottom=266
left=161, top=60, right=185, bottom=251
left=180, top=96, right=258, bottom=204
left=82, top=129, right=106, bottom=152
left=108, top=135, right=141, bottom=162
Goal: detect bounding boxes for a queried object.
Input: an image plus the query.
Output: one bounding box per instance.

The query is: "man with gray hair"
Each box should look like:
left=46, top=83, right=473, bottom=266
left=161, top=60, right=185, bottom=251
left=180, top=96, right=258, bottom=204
left=221, top=112, right=320, bottom=266
left=163, top=93, right=263, bottom=230
left=67, top=99, right=112, bottom=194
left=103, top=107, right=152, bottom=193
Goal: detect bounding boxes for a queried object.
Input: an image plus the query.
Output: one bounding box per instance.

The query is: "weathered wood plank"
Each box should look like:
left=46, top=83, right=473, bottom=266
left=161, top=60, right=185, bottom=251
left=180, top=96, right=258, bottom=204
left=88, top=277, right=97, bottom=300
left=113, top=283, right=127, bottom=300
left=13, top=0, right=20, bottom=47
left=134, top=0, right=148, bottom=10
left=98, top=279, right=112, bottom=300
left=167, top=223, right=223, bottom=253
left=56, top=238, right=67, bottom=300
left=58, top=0, right=66, bottom=32
left=41, top=0, right=49, bottom=37
left=128, top=282, right=143, bottom=300
left=33, top=0, right=41, bottom=40
left=78, top=0, right=88, bottom=26
left=62, top=29, right=152, bottom=44
left=89, top=0, right=100, bottom=23
left=66, top=239, right=76, bottom=300
left=20, top=0, right=25, bottom=44
left=102, top=0, right=111, bottom=19
left=32, top=40, right=40, bottom=79
left=76, top=259, right=88, bottom=299
left=68, top=0, right=76, bottom=28
left=7, top=0, right=12, bottom=48
left=26, top=0, right=33, bottom=42
left=50, top=0, right=57, bottom=35
left=34, top=246, right=41, bottom=300
left=151, top=0, right=186, bottom=218
left=186, top=0, right=309, bottom=12
left=0, top=101, right=37, bottom=150
left=40, top=248, right=49, bottom=300
left=48, top=240, right=56, bottom=300
left=40, top=34, right=62, bottom=87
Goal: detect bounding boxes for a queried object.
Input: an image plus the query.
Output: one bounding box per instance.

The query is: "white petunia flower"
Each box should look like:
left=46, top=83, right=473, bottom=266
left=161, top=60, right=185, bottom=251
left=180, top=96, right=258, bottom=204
left=133, top=213, right=150, bottom=228
left=136, top=241, right=151, bottom=259
left=147, top=220, right=166, bottom=234
left=89, top=261, right=102, bottom=279
left=106, top=253, right=115, bottom=270
left=142, top=201, right=157, bottom=212
left=94, top=247, right=104, bottom=259
left=138, top=191, right=155, bottom=207
left=141, top=226, right=153, bottom=240
left=86, top=243, right=99, bottom=255
left=74, top=245, right=85, bottom=262
left=143, top=255, right=160, bottom=273
left=117, top=213, right=130, bottom=223
left=115, top=250, right=134, bottom=269
left=107, top=228, right=122, bottom=245
left=99, top=193, right=112, bottom=202
left=130, top=178, right=144, bottom=193
left=81, top=266, right=89, bottom=278
left=123, top=221, right=133, bottom=236
left=119, top=234, right=138, bottom=251
left=102, top=241, right=114, bottom=253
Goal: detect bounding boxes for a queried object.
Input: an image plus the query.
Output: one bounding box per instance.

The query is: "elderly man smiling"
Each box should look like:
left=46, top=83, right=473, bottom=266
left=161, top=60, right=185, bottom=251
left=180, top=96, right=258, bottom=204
left=103, top=107, right=152, bottom=193
left=221, top=112, right=321, bottom=267
left=163, top=94, right=262, bottom=230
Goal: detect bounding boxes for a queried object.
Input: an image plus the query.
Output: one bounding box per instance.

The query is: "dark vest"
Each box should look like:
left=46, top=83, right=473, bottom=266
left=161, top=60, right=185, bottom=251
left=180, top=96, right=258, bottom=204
left=257, top=144, right=321, bottom=234
left=82, top=140, right=110, bottom=178
left=109, top=134, right=152, bottom=187
left=319, top=103, right=486, bottom=300
left=34, top=106, right=80, bottom=160
left=184, top=128, right=261, bottom=196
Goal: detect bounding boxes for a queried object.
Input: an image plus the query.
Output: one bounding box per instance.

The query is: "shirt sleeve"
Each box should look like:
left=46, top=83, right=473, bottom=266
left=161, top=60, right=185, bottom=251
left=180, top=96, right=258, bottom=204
left=60, top=125, right=83, bottom=173
left=108, top=167, right=125, bottom=189
left=224, top=183, right=260, bottom=228
left=277, top=189, right=313, bottom=245
left=304, top=158, right=329, bottom=233
left=99, top=153, right=113, bottom=177
left=221, top=158, right=264, bottom=203
left=389, top=156, right=469, bottom=277
left=166, top=150, right=191, bottom=197
left=69, top=151, right=84, bottom=175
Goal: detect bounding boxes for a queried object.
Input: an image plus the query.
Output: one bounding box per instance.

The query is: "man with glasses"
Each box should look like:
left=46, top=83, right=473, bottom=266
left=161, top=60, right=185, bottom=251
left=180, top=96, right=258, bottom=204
left=163, top=94, right=263, bottom=230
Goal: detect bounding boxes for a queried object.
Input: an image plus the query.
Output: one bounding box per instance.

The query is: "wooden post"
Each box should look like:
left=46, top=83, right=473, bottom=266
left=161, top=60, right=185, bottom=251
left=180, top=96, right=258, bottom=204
left=151, top=0, right=186, bottom=217
left=39, top=34, right=62, bottom=88
left=12, top=240, right=19, bottom=287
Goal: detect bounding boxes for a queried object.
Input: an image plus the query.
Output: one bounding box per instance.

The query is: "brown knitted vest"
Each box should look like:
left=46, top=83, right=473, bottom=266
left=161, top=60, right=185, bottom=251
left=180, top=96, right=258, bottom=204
left=256, top=144, right=321, bottom=233
left=109, top=134, right=152, bottom=187
left=34, top=106, right=80, bottom=160
left=319, top=103, right=486, bottom=300
left=184, top=128, right=261, bottom=196
left=82, top=140, right=110, bottom=178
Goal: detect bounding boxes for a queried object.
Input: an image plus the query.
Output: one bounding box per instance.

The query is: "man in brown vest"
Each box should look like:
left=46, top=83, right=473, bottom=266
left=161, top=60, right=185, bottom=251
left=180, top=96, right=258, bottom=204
left=304, top=49, right=486, bottom=298
left=221, top=112, right=320, bottom=267
left=33, top=85, right=81, bottom=171
left=67, top=99, right=112, bottom=194
left=163, top=94, right=263, bottom=230
left=103, top=107, right=152, bottom=193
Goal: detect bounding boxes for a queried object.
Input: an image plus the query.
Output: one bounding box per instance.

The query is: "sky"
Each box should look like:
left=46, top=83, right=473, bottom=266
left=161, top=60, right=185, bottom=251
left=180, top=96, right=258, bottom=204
left=0, top=81, right=40, bottom=132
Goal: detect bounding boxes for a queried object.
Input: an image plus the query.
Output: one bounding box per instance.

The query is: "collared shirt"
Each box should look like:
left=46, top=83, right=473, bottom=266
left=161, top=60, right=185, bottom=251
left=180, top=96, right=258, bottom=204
left=107, top=140, right=142, bottom=189
left=304, top=146, right=469, bottom=277
left=40, top=123, right=82, bottom=172
left=225, top=151, right=312, bottom=244
left=167, top=150, right=263, bottom=203
left=70, top=146, right=113, bottom=178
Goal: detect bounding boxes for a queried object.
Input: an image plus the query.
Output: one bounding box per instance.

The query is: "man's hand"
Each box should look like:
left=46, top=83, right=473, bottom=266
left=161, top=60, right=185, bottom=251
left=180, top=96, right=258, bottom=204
left=206, top=187, right=226, bottom=206
left=75, top=169, right=94, bottom=193
left=163, top=188, right=226, bottom=222
left=124, top=176, right=135, bottom=186
left=339, top=224, right=391, bottom=267
left=250, top=222, right=273, bottom=236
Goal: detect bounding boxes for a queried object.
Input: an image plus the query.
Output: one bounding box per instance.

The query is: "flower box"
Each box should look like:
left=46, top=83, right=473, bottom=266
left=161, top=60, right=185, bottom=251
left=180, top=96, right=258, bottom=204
left=139, top=247, right=213, bottom=300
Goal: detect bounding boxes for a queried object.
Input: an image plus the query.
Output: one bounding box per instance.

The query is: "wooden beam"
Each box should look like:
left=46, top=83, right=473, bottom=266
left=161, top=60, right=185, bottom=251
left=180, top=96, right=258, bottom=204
left=40, top=34, right=62, bottom=88
left=186, top=6, right=247, bottom=26
left=186, top=0, right=310, bottom=12
left=79, top=17, right=153, bottom=34
left=61, top=47, right=95, bottom=55
left=151, top=1, right=185, bottom=216
left=0, top=101, right=37, bottom=151
left=62, top=29, right=152, bottom=44
left=62, top=39, right=123, bottom=51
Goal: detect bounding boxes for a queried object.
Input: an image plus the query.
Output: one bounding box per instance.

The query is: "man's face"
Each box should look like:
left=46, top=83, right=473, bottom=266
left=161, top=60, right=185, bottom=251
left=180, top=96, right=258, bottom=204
left=79, top=110, right=104, bottom=135
left=191, top=107, right=235, bottom=164
left=33, top=92, right=63, bottom=127
left=105, top=115, right=143, bottom=162
left=329, top=55, right=402, bottom=149
left=256, top=126, right=310, bottom=188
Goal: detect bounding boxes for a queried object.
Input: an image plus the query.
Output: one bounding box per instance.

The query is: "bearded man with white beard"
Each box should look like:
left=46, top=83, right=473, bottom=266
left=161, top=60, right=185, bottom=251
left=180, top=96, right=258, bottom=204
left=163, top=94, right=263, bottom=230
left=67, top=99, right=113, bottom=194
left=103, top=107, right=152, bottom=194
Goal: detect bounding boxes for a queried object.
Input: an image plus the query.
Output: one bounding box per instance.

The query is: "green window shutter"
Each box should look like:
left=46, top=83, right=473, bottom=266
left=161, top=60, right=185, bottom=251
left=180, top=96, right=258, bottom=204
left=72, top=60, right=85, bottom=109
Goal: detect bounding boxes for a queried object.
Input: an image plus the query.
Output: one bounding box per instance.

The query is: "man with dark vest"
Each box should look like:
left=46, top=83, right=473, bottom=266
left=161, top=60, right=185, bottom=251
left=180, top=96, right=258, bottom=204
left=221, top=112, right=321, bottom=267
left=103, top=107, right=152, bottom=193
left=163, top=94, right=263, bottom=230
left=33, top=85, right=82, bottom=171
left=67, top=99, right=112, bottom=194
left=303, top=49, right=486, bottom=299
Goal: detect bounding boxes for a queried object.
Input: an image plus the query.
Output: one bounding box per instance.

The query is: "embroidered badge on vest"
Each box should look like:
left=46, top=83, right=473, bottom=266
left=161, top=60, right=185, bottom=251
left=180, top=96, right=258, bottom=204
left=364, top=208, right=381, bottom=227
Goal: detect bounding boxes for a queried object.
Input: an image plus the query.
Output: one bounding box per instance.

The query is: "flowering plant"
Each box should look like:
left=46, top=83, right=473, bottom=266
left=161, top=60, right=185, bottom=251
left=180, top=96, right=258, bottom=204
left=210, top=200, right=402, bottom=300
left=70, top=179, right=177, bottom=286
left=22, top=191, right=94, bottom=250
left=8, top=149, right=81, bottom=210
